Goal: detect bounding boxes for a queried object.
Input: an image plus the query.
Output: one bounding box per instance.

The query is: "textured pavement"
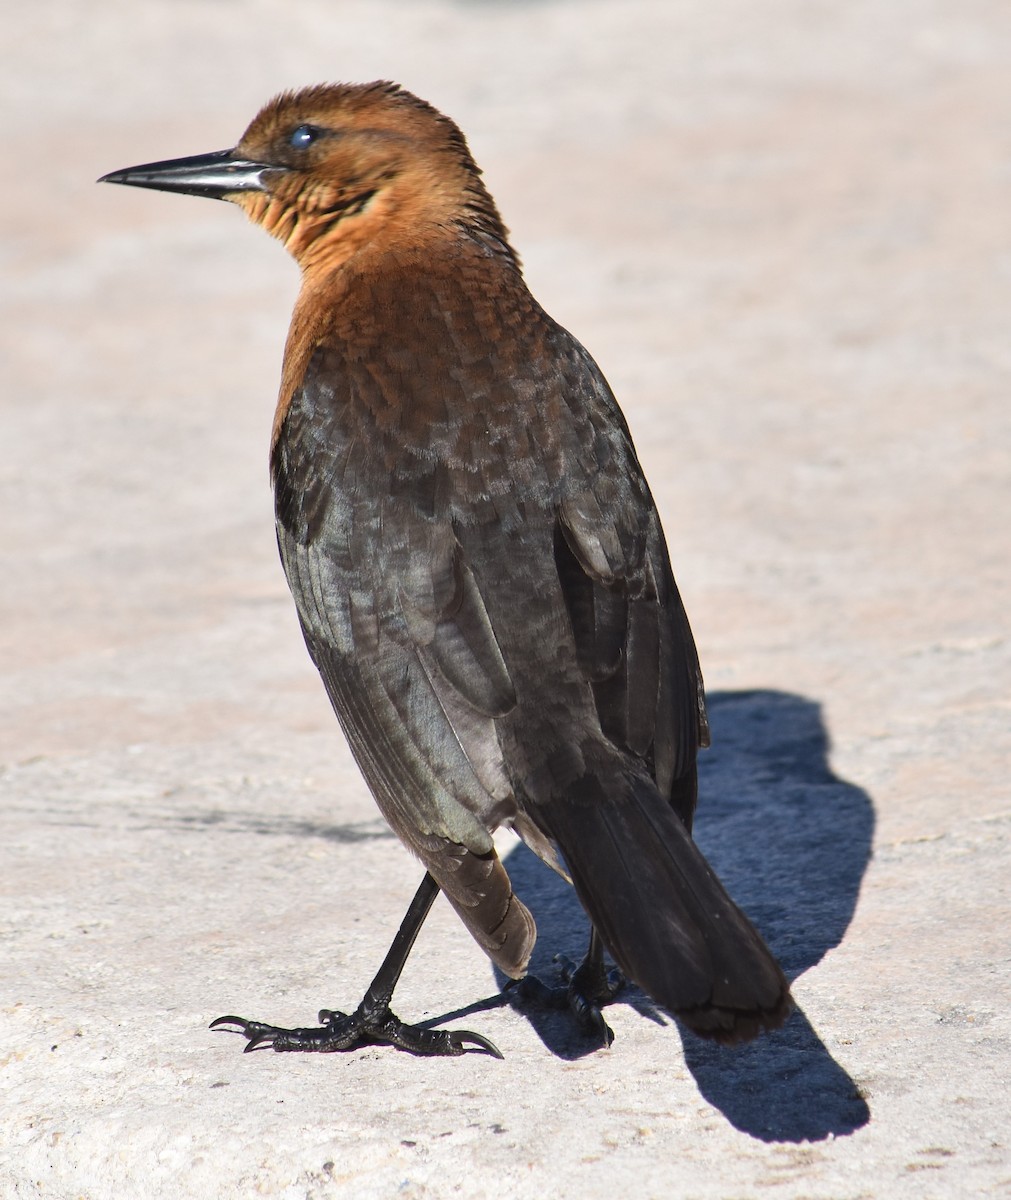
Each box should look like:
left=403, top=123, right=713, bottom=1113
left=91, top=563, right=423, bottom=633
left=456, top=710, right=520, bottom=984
left=2, top=2, right=1009, bottom=1196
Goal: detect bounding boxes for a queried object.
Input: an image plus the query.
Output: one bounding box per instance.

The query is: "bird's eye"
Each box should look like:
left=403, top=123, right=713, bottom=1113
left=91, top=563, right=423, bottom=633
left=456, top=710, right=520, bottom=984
left=289, top=124, right=323, bottom=149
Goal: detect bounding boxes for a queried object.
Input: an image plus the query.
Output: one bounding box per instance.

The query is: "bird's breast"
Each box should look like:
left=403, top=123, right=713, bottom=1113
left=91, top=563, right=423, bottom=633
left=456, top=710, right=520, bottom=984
left=273, top=253, right=590, bottom=539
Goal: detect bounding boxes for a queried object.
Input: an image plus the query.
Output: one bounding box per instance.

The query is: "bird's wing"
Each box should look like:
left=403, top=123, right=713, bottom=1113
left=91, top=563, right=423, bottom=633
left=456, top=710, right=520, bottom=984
left=555, top=496, right=709, bottom=811
left=271, top=359, right=537, bottom=974
left=274, top=490, right=515, bottom=856
left=546, top=336, right=710, bottom=822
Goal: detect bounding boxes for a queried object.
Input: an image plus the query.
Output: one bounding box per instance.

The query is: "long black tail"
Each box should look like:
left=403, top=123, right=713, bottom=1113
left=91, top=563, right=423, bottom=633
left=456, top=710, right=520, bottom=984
left=536, top=768, right=791, bottom=1042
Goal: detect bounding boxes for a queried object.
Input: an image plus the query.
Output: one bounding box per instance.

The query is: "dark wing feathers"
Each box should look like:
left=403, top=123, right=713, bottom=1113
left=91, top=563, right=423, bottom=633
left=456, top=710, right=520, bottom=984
left=278, top=516, right=536, bottom=977
left=555, top=469, right=708, bottom=822
left=552, top=517, right=627, bottom=683
left=277, top=520, right=502, bottom=855
left=273, top=368, right=539, bottom=976
left=400, top=538, right=516, bottom=719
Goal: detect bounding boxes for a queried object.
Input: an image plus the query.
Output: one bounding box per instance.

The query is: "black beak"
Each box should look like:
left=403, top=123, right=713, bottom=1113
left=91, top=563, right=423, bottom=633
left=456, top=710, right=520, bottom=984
left=98, top=149, right=274, bottom=201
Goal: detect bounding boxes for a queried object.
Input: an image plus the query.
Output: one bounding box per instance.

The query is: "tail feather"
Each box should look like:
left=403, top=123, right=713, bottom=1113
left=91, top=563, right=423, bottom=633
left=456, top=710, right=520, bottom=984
left=536, top=770, right=791, bottom=1042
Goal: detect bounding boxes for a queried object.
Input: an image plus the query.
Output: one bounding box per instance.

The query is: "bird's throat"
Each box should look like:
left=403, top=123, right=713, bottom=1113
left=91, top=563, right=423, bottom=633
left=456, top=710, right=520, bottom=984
left=235, top=190, right=383, bottom=274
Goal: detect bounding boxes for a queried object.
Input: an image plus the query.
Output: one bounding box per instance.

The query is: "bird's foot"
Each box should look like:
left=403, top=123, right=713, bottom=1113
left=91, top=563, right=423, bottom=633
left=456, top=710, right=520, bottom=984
left=210, top=1002, right=502, bottom=1059
left=507, top=953, right=625, bottom=1047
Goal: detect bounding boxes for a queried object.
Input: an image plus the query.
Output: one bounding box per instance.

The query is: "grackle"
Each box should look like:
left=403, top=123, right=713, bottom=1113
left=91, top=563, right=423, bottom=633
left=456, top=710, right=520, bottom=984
left=101, top=82, right=791, bottom=1059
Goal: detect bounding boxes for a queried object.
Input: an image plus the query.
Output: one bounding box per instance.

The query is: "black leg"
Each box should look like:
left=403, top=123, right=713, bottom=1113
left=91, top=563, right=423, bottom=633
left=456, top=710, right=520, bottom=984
left=508, top=925, right=625, bottom=1047
left=211, top=872, right=502, bottom=1059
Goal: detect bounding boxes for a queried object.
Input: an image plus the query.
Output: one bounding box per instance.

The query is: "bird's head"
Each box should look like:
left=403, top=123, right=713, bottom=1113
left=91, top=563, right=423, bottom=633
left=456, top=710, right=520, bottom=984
left=100, top=82, right=512, bottom=275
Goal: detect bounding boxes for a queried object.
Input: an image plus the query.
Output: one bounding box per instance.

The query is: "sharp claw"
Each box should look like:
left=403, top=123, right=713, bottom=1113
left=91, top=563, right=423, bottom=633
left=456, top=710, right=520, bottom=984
left=210, top=1015, right=281, bottom=1051
left=590, top=1009, right=615, bottom=1048
left=209, top=1014, right=249, bottom=1031
left=450, top=1029, right=504, bottom=1060
left=208, top=1006, right=502, bottom=1059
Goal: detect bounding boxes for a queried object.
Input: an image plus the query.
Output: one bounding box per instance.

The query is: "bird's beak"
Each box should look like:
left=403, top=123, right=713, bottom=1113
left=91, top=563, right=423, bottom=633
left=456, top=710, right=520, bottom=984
left=98, top=149, right=275, bottom=201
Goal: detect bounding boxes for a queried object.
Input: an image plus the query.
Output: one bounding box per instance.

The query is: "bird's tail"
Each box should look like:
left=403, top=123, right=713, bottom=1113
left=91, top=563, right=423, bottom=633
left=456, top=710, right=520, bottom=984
left=536, top=766, right=791, bottom=1042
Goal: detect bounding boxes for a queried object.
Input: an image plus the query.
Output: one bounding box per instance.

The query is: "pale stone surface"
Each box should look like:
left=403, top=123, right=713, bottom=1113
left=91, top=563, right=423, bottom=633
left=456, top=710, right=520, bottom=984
left=2, top=1, right=1009, bottom=1196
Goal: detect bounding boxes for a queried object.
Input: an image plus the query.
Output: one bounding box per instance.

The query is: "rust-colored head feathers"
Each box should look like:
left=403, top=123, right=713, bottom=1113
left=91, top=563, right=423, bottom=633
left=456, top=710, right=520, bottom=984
left=228, top=82, right=513, bottom=273
left=100, top=82, right=514, bottom=276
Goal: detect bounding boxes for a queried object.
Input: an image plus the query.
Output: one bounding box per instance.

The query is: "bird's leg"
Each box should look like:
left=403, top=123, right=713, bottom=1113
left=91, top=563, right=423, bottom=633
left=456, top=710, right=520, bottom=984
left=555, top=927, right=626, bottom=1046
left=211, top=872, right=502, bottom=1059
left=508, top=926, right=625, bottom=1047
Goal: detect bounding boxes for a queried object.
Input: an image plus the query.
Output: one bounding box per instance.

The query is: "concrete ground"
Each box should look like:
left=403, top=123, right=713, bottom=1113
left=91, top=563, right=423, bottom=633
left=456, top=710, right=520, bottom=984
left=2, top=1, right=1009, bottom=1196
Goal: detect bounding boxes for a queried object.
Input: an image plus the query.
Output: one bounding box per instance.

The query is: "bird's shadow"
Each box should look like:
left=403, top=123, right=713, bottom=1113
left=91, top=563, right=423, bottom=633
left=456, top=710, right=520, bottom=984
left=488, top=689, right=874, bottom=1142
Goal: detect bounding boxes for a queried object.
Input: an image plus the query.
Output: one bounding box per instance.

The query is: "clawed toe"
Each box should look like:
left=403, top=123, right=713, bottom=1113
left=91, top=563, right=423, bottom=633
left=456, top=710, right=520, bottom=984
left=208, top=1014, right=266, bottom=1045
left=556, top=953, right=625, bottom=1005
left=209, top=1014, right=249, bottom=1033
left=565, top=985, right=615, bottom=1047
left=507, top=971, right=617, bottom=1046
left=448, top=1028, right=504, bottom=1059
left=209, top=1007, right=501, bottom=1058
left=209, top=1014, right=326, bottom=1053
left=506, top=938, right=626, bottom=1049
left=207, top=877, right=503, bottom=1062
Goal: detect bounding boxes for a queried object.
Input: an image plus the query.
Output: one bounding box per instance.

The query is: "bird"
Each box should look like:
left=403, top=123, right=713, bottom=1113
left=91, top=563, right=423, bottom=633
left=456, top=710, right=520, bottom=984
left=100, top=81, right=791, bottom=1058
